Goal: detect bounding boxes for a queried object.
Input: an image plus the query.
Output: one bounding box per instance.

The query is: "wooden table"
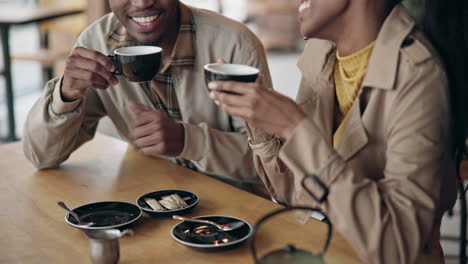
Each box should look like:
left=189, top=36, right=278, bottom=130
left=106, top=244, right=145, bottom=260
left=0, top=134, right=361, bottom=263
left=0, top=4, right=84, bottom=141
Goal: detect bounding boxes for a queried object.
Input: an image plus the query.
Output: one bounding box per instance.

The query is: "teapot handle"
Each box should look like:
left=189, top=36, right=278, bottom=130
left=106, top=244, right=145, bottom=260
left=249, top=206, right=333, bottom=263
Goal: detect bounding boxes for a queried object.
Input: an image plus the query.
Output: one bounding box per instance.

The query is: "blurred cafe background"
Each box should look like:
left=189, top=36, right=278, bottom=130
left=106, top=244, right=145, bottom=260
left=0, top=0, right=465, bottom=263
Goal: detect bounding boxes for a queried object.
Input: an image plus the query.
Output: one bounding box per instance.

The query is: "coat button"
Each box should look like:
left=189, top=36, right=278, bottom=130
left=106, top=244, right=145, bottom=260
left=402, top=37, right=414, bottom=47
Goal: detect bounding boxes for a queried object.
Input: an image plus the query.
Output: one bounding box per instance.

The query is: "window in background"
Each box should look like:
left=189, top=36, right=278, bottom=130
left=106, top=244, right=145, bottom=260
left=0, top=0, right=35, bottom=3
left=180, top=0, right=247, bottom=22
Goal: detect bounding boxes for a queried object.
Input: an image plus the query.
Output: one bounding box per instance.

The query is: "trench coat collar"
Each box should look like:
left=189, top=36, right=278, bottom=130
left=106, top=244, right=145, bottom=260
left=297, top=4, right=416, bottom=91
left=295, top=5, right=417, bottom=160
left=362, top=5, right=416, bottom=90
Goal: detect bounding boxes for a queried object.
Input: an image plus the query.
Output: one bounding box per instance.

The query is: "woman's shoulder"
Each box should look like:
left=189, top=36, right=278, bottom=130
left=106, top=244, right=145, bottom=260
left=399, top=29, right=445, bottom=70
left=395, top=28, right=448, bottom=94
left=391, top=30, right=449, bottom=108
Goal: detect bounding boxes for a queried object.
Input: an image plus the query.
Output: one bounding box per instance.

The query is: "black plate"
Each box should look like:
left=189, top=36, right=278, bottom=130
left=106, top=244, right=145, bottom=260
left=171, top=215, right=252, bottom=249
left=64, top=201, right=142, bottom=231
left=136, top=190, right=199, bottom=217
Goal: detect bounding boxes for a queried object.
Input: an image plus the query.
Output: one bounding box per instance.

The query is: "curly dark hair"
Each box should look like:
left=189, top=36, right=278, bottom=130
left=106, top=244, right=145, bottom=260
left=423, top=0, right=468, bottom=162
left=387, top=0, right=467, bottom=178
left=387, top=0, right=403, bottom=11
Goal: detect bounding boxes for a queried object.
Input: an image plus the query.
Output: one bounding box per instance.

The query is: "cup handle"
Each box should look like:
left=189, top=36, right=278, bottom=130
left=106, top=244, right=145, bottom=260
left=107, top=55, right=121, bottom=76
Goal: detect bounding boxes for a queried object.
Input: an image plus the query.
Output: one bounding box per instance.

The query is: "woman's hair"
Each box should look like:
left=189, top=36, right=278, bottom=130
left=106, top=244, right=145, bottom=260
left=422, top=0, right=468, bottom=163
left=388, top=0, right=403, bottom=9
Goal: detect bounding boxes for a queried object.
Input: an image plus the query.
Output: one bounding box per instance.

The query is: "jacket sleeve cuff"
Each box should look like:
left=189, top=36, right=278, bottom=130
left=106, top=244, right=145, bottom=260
left=246, top=122, right=275, bottom=144
left=176, top=122, right=206, bottom=161
left=248, top=136, right=281, bottom=158
left=51, top=77, right=82, bottom=115
left=279, top=118, right=346, bottom=203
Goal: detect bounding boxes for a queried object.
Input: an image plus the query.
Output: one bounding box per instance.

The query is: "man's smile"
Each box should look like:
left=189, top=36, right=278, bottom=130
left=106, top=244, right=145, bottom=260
left=131, top=15, right=159, bottom=25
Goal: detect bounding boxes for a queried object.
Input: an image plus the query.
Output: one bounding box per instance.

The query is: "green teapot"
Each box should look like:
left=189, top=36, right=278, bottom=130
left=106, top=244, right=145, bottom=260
left=250, top=174, right=332, bottom=264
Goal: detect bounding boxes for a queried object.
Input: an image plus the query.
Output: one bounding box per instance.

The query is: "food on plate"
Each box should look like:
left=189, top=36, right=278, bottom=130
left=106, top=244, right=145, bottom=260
left=144, top=198, right=165, bottom=211
left=144, top=193, right=189, bottom=211
left=159, top=196, right=180, bottom=210
left=171, top=194, right=189, bottom=208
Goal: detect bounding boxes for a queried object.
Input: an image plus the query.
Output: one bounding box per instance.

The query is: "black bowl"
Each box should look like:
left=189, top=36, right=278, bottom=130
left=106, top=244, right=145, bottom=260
left=64, top=201, right=142, bottom=231
left=136, top=190, right=199, bottom=217
left=204, top=63, right=259, bottom=89
left=171, top=215, right=252, bottom=249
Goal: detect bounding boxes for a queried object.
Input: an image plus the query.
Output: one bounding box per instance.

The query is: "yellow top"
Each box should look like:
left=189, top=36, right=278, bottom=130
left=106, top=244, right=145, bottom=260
left=333, top=41, right=376, bottom=148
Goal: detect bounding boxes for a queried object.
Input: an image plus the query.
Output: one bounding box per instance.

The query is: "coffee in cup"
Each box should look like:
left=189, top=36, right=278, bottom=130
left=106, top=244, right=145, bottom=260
left=204, top=63, right=260, bottom=90
left=108, top=46, right=163, bottom=82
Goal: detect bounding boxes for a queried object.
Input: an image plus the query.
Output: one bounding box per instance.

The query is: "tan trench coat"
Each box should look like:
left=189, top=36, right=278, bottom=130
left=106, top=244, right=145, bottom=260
left=248, top=5, right=457, bottom=264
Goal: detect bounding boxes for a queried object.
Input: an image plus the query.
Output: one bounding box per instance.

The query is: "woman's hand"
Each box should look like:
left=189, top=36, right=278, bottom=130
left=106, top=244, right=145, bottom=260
left=208, top=79, right=306, bottom=140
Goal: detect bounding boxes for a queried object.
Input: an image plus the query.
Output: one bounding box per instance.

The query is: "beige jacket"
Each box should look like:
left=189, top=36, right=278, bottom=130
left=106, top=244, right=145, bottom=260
left=23, top=7, right=272, bottom=186
left=249, top=5, right=457, bottom=264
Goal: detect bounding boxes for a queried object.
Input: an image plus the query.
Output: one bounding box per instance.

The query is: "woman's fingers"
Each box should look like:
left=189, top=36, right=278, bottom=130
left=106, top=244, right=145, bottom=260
left=208, top=80, right=280, bottom=124
left=209, top=91, right=252, bottom=107
left=256, top=74, right=265, bottom=86
left=208, top=81, right=255, bottom=95
left=210, top=81, right=273, bottom=107
left=209, top=78, right=306, bottom=139
left=218, top=103, right=252, bottom=120
left=216, top=58, right=227, bottom=64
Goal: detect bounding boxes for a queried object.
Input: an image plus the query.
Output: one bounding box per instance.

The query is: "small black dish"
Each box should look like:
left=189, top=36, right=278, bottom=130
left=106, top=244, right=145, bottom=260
left=171, top=215, right=252, bottom=249
left=64, top=201, right=142, bottom=231
left=136, top=189, right=199, bottom=217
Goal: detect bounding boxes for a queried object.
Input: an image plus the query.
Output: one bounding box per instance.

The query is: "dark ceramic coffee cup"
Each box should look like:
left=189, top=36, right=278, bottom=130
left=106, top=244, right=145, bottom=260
left=108, top=46, right=163, bottom=82
left=204, top=63, right=260, bottom=89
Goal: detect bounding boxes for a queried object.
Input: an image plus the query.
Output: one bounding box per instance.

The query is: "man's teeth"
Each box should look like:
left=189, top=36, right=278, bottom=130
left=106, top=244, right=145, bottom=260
left=132, top=15, right=158, bottom=24
left=299, top=1, right=310, bottom=12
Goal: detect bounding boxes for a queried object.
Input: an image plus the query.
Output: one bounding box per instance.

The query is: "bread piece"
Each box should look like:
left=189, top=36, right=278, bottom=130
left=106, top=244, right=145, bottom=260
left=144, top=198, right=165, bottom=211
left=159, top=196, right=179, bottom=210
left=171, top=194, right=188, bottom=208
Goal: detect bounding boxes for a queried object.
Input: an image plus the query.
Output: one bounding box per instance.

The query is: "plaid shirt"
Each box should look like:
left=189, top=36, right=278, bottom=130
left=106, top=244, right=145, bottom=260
left=107, top=3, right=196, bottom=121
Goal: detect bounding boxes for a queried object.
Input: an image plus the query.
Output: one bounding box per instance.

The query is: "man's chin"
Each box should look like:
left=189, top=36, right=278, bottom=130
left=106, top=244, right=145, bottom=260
left=127, top=33, right=162, bottom=46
